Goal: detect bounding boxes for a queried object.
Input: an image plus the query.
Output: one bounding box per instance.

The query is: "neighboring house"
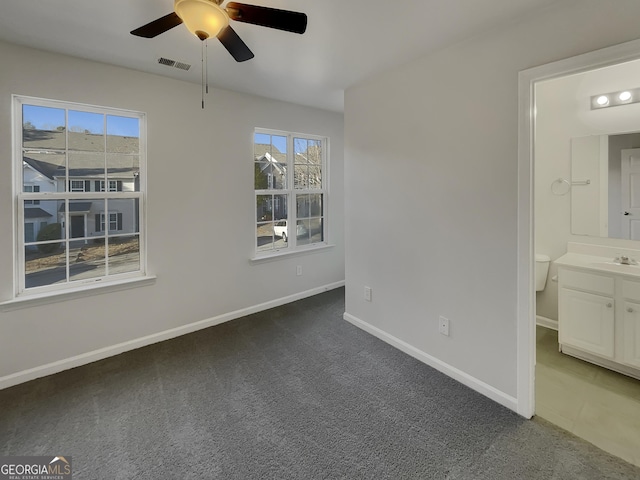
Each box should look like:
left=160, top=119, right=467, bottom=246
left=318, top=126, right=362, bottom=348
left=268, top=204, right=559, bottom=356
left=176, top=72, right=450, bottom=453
left=22, top=130, right=139, bottom=243
left=254, top=143, right=288, bottom=220
left=22, top=158, right=56, bottom=243
left=254, top=142, right=323, bottom=222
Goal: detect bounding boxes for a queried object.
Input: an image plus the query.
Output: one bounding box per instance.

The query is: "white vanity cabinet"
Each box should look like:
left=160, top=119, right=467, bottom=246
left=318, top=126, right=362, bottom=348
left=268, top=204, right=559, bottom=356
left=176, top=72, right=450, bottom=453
left=622, top=301, right=640, bottom=368
left=556, top=252, right=640, bottom=379
left=558, top=269, right=615, bottom=359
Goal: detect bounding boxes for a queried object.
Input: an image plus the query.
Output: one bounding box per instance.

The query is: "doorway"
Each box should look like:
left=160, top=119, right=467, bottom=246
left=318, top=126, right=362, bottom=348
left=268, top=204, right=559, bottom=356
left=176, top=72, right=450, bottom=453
left=70, top=215, right=85, bottom=239
left=519, top=39, right=640, bottom=466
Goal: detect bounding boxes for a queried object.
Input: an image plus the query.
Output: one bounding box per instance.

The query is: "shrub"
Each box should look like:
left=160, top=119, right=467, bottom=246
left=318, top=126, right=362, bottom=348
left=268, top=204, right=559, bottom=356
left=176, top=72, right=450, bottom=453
left=36, top=223, right=62, bottom=254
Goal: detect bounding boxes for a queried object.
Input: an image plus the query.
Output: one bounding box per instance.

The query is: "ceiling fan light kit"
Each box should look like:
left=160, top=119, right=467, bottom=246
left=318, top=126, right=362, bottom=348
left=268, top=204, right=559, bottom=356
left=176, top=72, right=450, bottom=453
left=174, top=0, right=229, bottom=40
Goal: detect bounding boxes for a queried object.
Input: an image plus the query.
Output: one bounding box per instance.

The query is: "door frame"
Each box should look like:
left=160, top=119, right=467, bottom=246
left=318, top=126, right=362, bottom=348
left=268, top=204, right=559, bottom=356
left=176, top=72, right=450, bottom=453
left=620, top=148, right=640, bottom=239
left=517, top=38, right=640, bottom=418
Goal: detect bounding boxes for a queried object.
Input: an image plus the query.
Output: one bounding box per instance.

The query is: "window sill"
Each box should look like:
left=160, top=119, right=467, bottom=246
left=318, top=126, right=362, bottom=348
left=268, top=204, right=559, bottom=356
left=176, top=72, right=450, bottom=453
left=0, top=275, right=157, bottom=311
left=250, top=244, right=335, bottom=264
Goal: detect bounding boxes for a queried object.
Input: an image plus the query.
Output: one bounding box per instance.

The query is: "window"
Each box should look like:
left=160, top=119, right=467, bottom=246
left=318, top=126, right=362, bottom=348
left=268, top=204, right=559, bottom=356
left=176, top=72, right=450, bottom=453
left=24, top=185, right=40, bottom=205
left=96, top=212, right=123, bottom=232
left=254, top=128, right=327, bottom=255
left=14, top=95, right=146, bottom=295
left=98, top=180, right=123, bottom=192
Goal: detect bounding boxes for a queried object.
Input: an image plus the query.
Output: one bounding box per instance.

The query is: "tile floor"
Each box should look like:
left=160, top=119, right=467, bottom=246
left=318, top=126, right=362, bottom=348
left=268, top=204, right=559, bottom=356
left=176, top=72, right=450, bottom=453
left=535, top=325, right=640, bottom=467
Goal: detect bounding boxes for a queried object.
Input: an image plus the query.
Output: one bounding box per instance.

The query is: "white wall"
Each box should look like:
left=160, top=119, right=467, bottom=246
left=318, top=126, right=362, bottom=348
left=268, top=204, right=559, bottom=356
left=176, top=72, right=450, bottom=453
left=0, top=41, right=344, bottom=384
left=535, top=62, right=640, bottom=321
left=344, top=0, right=640, bottom=404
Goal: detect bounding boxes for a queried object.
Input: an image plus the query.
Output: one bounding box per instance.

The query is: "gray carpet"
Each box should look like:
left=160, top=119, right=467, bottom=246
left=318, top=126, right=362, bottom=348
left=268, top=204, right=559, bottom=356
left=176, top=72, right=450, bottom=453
left=1, top=288, right=638, bottom=479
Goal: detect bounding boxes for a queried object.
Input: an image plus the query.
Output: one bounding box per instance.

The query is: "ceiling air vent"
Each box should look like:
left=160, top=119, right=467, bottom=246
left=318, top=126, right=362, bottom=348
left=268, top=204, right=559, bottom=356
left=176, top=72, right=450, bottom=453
left=157, top=57, right=176, bottom=67
left=157, top=57, right=192, bottom=72
left=174, top=62, right=191, bottom=71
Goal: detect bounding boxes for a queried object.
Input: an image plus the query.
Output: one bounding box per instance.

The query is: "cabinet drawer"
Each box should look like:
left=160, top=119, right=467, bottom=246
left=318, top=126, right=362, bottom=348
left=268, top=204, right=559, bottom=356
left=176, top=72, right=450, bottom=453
left=622, top=279, right=640, bottom=301
left=559, top=268, right=614, bottom=296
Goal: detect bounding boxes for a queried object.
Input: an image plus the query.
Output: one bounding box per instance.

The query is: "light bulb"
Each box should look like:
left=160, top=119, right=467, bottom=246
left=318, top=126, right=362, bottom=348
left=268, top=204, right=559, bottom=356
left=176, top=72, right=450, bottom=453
left=596, top=95, right=609, bottom=106
left=619, top=91, right=632, bottom=101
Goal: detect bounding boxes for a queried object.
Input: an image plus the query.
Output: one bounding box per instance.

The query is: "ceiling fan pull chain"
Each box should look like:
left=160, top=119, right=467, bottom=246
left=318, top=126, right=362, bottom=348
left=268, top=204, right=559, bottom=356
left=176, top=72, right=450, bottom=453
left=201, top=39, right=205, bottom=109
left=206, top=39, right=209, bottom=95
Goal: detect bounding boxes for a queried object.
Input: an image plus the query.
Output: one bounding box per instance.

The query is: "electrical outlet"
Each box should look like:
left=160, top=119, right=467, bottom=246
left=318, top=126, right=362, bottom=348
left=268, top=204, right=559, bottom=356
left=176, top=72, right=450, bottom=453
left=296, top=265, right=303, bottom=276
left=439, top=316, right=450, bottom=336
left=364, top=286, right=372, bottom=302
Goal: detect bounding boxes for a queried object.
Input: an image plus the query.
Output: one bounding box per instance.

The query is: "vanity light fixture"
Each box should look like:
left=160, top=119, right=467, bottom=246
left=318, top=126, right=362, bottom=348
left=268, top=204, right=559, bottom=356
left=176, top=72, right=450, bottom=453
left=591, top=87, right=640, bottom=109
left=619, top=91, right=632, bottom=102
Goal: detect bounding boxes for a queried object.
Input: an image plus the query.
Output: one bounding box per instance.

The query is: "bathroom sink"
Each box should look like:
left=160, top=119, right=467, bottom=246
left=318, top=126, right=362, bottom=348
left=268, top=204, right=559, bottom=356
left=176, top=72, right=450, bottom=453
left=587, top=261, right=640, bottom=275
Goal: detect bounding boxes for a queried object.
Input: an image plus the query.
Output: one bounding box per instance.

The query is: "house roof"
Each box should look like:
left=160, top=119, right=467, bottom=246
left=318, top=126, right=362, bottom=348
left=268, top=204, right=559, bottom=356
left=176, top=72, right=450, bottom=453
left=23, top=132, right=140, bottom=181
left=23, top=130, right=139, bottom=154
left=58, top=202, right=92, bottom=213
left=255, top=144, right=288, bottom=177
left=24, top=207, right=53, bottom=219
left=255, top=144, right=286, bottom=163
left=23, top=156, right=60, bottom=180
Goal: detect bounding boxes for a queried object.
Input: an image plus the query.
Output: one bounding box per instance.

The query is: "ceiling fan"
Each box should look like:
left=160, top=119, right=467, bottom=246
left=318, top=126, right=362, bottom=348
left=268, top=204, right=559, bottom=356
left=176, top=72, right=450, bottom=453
left=130, top=0, right=308, bottom=62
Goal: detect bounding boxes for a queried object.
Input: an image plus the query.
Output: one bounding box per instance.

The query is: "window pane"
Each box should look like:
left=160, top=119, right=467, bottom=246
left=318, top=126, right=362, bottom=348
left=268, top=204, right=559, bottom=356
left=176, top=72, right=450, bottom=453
left=254, top=161, right=287, bottom=190
left=22, top=153, right=66, bottom=189
left=294, top=139, right=308, bottom=165
left=294, top=165, right=309, bottom=189
left=24, top=244, right=67, bottom=289
left=108, top=235, right=140, bottom=274
left=68, top=110, right=104, bottom=152
left=107, top=116, right=140, bottom=153
left=61, top=199, right=104, bottom=239
left=24, top=199, right=57, bottom=243
left=309, top=164, right=322, bottom=188
left=107, top=155, right=140, bottom=192
left=298, top=220, right=311, bottom=245
left=24, top=223, right=35, bottom=243
left=257, top=195, right=273, bottom=221
left=309, top=194, right=323, bottom=217
left=273, top=194, right=287, bottom=221
left=256, top=222, right=275, bottom=252
left=296, top=219, right=311, bottom=245
left=69, top=240, right=106, bottom=282
left=107, top=198, right=139, bottom=234
left=68, top=153, right=105, bottom=187
left=309, top=217, right=324, bottom=243
left=296, top=194, right=311, bottom=218
left=22, top=105, right=65, bottom=150
left=254, top=133, right=287, bottom=190
left=307, top=140, right=322, bottom=165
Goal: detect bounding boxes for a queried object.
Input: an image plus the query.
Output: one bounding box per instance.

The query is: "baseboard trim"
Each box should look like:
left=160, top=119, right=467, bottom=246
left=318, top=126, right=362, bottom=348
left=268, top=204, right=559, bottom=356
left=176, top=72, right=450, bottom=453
left=536, top=315, right=558, bottom=331
left=343, top=312, right=519, bottom=413
left=0, top=281, right=345, bottom=391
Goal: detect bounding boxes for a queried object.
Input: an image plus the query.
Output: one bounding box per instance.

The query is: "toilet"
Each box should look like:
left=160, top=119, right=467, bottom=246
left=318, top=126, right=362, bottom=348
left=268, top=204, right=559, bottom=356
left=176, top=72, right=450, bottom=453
left=535, top=254, right=551, bottom=291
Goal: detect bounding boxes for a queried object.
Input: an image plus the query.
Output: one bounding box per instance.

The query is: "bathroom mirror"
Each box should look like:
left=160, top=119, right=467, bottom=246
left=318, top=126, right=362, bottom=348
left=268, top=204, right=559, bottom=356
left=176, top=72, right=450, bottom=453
left=571, top=132, right=640, bottom=239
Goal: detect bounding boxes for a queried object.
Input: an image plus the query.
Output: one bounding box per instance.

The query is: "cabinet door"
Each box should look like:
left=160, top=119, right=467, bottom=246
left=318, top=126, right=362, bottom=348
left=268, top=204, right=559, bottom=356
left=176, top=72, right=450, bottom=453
left=623, top=301, right=640, bottom=368
left=559, top=288, right=614, bottom=358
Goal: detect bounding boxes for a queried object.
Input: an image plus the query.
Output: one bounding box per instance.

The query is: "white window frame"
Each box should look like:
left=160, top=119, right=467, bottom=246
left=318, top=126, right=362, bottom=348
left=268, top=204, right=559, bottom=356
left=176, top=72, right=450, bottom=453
left=11, top=95, right=148, bottom=299
left=254, top=128, right=329, bottom=258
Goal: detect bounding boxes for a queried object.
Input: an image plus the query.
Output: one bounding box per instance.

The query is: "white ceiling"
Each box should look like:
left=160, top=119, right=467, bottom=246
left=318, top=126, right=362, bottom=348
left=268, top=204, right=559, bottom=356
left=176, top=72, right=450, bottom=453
left=0, top=0, right=560, bottom=112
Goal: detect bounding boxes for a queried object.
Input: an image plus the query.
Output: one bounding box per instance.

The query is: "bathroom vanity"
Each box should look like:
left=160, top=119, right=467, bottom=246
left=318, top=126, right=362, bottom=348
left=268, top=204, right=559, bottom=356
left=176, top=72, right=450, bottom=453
left=555, top=244, right=640, bottom=380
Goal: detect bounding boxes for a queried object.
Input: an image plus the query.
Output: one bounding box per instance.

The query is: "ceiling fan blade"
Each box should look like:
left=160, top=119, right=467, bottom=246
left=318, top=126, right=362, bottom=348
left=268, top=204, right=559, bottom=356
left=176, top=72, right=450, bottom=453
left=225, top=2, right=307, bottom=34
left=217, top=25, right=255, bottom=62
left=130, top=12, right=183, bottom=38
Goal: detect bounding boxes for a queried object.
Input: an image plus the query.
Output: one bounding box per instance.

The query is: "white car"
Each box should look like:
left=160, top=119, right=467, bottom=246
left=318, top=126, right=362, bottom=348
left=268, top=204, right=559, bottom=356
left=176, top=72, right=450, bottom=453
left=273, top=220, right=307, bottom=242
